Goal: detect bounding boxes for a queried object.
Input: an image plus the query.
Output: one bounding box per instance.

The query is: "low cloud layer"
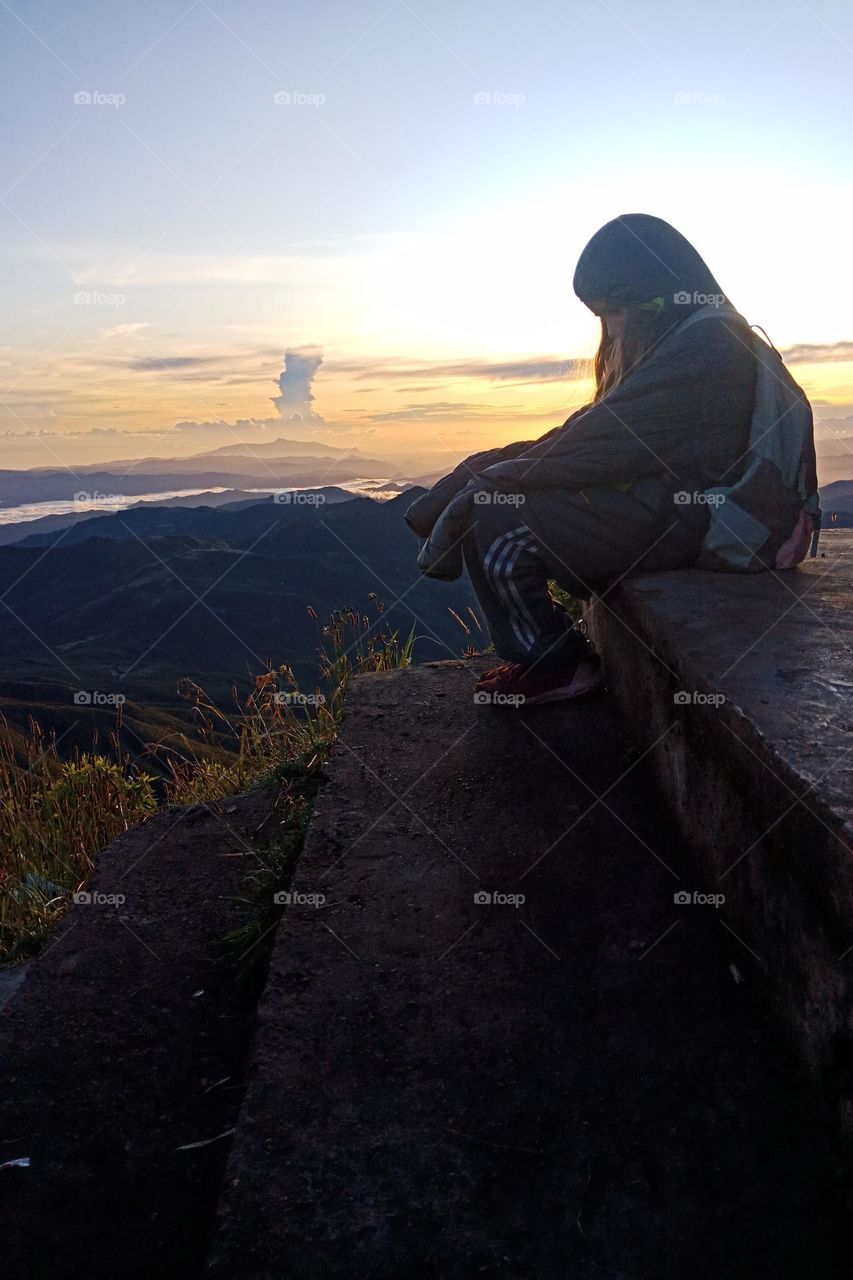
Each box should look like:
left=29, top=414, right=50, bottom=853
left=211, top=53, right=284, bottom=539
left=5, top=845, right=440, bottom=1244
left=326, top=355, right=583, bottom=386
left=127, top=356, right=222, bottom=373
left=781, top=341, right=853, bottom=365
left=368, top=401, right=516, bottom=424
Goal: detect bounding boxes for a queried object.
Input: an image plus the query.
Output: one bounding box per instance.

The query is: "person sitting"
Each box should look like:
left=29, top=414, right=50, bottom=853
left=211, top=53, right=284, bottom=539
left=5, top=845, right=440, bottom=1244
left=406, top=213, right=816, bottom=706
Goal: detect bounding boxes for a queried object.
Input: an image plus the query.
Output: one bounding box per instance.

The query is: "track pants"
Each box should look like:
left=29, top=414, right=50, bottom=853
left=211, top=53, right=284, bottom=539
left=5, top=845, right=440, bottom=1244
left=461, top=486, right=698, bottom=670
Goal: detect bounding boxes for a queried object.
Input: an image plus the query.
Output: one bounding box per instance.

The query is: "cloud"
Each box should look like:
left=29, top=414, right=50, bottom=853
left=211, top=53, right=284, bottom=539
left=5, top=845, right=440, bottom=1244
left=100, top=322, right=150, bottom=339
left=326, top=355, right=583, bottom=385
left=368, top=401, right=515, bottom=423
left=67, top=235, right=404, bottom=287
left=272, top=346, right=324, bottom=424
left=781, top=341, right=853, bottom=364
left=0, top=425, right=135, bottom=440
left=128, top=356, right=222, bottom=372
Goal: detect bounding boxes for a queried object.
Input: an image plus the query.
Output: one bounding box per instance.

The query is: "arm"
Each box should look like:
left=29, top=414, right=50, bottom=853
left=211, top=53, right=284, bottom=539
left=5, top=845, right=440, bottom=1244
left=476, top=317, right=755, bottom=491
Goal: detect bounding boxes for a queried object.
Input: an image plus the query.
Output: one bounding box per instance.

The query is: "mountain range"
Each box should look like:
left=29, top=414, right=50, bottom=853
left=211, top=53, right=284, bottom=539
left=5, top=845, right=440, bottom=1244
left=0, top=437, right=410, bottom=508
left=0, top=490, right=476, bottom=762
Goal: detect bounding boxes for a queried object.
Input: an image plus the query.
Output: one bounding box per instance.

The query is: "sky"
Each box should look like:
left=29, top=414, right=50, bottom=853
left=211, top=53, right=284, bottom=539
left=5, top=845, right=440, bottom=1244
left=1, top=0, right=853, bottom=471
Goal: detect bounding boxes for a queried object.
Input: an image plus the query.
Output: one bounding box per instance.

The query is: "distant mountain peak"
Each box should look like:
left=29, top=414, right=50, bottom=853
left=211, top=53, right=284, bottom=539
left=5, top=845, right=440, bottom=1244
left=194, top=438, right=365, bottom=460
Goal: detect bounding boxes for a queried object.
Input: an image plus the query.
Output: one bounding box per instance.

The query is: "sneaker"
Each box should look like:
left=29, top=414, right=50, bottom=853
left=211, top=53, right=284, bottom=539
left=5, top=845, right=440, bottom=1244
left=475, top=655, right=603, bottom=706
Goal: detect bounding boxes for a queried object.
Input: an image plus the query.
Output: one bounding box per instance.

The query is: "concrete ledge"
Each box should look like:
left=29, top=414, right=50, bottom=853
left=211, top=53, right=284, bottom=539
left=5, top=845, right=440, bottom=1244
left=586, top=529, right=853, bottom=1129
left=0, top=791, right=275, bottom=1278
left=207, top=659, right=846, bottom=1278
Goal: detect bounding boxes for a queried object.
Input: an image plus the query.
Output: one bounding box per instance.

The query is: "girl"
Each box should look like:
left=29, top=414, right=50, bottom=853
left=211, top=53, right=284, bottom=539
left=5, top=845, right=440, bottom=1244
left=406, top=213, right=805, bottom=705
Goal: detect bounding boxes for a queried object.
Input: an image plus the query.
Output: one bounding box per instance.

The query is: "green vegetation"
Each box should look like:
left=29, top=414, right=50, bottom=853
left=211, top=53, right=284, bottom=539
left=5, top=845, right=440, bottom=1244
left=0, top=601, right=416, bottom=966
left=0, top=726, right=157, bottom=962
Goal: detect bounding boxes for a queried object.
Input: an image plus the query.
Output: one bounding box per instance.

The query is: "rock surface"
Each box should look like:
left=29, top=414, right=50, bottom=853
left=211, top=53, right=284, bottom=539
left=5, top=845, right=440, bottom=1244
left=0, top=790, right=279, bottom=1280
left=209, top=659, right=850, bottom=1279
left=587, top=530, right=853, bottom=1124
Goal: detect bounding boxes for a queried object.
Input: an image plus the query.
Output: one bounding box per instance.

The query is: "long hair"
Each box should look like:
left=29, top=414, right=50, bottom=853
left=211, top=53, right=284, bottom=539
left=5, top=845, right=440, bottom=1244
left=592, top=305, right=665, bottom=402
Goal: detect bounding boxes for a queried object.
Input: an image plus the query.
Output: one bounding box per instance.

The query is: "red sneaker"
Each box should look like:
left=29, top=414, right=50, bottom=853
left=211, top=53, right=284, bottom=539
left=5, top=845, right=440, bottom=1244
left=475, top=656, right=602, bottom=706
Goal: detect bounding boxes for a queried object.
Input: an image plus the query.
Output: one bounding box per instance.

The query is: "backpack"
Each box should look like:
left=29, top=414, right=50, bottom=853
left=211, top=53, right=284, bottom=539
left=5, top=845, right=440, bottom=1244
left=678, top=305, right=821, bottom=572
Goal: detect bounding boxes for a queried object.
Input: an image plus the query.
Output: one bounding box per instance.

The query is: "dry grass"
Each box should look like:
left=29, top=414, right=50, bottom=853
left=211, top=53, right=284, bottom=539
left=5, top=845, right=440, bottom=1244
left=0, top=723, right=157, bottom=962
left=0, top=601, right=415, bottom=964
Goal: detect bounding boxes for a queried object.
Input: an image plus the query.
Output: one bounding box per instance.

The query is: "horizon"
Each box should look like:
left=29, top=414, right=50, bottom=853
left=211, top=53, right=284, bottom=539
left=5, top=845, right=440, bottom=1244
left=2, top=0, right=853, bottom=471
left=4, top=8, right=853, bottom=1272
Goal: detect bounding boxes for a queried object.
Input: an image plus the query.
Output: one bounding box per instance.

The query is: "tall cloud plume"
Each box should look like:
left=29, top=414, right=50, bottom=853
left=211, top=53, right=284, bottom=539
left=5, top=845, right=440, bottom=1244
left=273, top=345, right=324, bottom=424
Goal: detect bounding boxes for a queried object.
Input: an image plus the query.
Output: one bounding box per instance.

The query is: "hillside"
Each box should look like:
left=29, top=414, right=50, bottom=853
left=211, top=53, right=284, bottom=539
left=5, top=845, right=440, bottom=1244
left=0, top=490, right=277, bottom=548
left=0, top=491, right=476, bottom=758
left=14, top=489, right=355, bottom=548
left=819, top=478, right=853, bottom=522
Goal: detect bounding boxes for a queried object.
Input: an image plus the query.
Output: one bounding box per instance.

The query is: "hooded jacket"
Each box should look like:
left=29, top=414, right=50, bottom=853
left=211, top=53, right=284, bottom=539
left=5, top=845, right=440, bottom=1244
left=482, top=215, right=755, bottom=502
left=407, top=214, right=757, bottom=577
left=572, top=212, right=725, bottom=314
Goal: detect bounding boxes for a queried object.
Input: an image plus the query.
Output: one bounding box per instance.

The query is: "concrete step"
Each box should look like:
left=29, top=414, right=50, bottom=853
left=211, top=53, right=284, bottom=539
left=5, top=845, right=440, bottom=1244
left=0, top=790, right=278, bottom=1280
left=208, top=659, right=849, bottom=1279
left=587, top=529, right=853, bottom=1134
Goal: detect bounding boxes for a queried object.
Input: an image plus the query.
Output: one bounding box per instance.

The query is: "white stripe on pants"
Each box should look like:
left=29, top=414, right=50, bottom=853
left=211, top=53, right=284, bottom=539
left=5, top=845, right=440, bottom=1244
left=483, top=527, right=541, bottom=653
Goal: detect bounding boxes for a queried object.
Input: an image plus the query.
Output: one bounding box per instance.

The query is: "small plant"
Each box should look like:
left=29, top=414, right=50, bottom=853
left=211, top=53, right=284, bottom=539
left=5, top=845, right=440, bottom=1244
left=0, top=725, right=156, bottom=962
left=150, top=598, right=414, bottom=804
left=216, top=791, right=314, bottom=997
left=194, top=599, right=416, bottom=986
left=0, top=599, right=429, bottom=967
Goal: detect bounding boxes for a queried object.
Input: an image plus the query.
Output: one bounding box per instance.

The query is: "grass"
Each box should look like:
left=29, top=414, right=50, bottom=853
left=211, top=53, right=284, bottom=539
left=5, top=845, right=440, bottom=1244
left=0, top=600, right=416, bottom=967
left=0, top=723, right=157, bottom=962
